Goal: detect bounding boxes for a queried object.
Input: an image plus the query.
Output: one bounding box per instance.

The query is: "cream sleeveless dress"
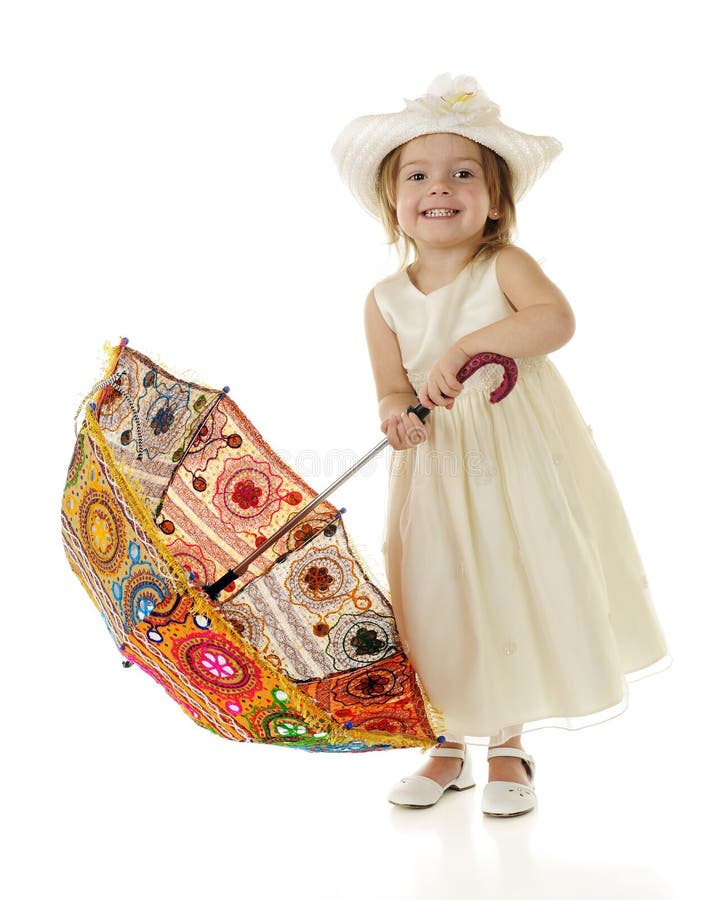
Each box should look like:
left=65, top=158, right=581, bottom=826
left=373, top=251, right=672, bottom=747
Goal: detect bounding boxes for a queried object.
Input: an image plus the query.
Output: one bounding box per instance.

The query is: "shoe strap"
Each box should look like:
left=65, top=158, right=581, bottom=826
left=487, top=747, right=533, bottom=764
left=428, top=747, right=465, bottom=759
left=487, top=747, right=535, bottom=781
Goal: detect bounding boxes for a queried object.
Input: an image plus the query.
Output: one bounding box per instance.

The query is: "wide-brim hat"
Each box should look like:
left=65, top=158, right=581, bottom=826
left=331, top=73, right=563, bottom=220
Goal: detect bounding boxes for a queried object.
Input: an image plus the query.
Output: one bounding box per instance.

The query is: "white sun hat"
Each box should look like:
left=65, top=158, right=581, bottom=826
left=331, top=73, right=563, bottom=219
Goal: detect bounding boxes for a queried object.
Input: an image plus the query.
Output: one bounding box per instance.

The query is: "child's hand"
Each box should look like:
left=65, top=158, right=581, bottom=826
left=380, top=409, right=429, bottom=450
left=418, top=343, right=470, bottom=410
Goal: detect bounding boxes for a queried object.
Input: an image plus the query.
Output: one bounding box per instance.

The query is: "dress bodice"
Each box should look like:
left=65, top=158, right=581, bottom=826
left=372, top=251, right=548, bottom=395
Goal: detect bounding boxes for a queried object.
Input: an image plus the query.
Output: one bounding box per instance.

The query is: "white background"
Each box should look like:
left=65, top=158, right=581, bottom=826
left=2, top=1, right=717, bottom=897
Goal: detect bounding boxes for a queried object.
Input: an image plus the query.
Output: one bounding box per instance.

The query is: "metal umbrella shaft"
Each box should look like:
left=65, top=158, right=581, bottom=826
left=203, top=351, right=518, bottom=600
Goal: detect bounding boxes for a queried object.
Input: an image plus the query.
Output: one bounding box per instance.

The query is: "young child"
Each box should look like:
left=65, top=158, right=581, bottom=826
left=331, top=73, right=672, bottom=816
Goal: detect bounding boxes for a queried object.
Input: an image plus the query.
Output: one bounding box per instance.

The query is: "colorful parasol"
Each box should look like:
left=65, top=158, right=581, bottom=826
left=61, top=340, right=517, bottom=753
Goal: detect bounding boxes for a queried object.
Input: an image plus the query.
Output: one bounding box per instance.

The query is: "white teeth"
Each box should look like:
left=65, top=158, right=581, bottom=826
left=423, top=209, right=458, bottom=217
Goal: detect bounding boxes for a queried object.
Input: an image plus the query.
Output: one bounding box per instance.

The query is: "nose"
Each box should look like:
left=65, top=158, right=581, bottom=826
left=428, top=176, right=452, bottom=195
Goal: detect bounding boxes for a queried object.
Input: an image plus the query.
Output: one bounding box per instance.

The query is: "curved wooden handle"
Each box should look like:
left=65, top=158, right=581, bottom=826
left=455, top=350, right=518, bottom=404
left=407, top=351, right=518, bottom=422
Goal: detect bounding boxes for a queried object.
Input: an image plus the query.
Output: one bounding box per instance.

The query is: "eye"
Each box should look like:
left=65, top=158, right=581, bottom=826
left=408, top=173, right=425, bottom=181
left=454, top=170, right=474, bottom=178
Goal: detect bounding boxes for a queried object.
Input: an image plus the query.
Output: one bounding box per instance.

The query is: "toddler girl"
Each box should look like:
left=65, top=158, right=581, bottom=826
left=331, top=73, right=672, bottom=816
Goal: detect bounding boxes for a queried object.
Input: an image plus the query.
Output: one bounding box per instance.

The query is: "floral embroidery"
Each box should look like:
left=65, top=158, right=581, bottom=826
left=231, top=478, right=262, bottom=510
left=150, top=403, right=175, bottom=436
left=200, top=651, right=235, bottom=679
left=303, top=564, right=335, bottom=595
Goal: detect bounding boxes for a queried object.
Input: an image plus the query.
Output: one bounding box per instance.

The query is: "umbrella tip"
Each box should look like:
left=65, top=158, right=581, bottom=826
left=222, top=385, right=230, bottom=393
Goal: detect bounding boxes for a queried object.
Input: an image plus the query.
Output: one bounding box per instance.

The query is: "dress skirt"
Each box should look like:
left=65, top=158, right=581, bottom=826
left=381, top=355, right=672, bottom=747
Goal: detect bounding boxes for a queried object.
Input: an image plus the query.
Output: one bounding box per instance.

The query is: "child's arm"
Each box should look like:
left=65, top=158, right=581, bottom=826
left=364, top=289, right=429, bottom=451
left=364, top=289, right=418, bottom=422
left=456, top=246, right=576, bottom=359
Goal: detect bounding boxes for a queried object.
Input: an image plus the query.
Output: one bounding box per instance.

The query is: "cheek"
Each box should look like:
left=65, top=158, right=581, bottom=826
left=395, top=196, right=416, bottom=224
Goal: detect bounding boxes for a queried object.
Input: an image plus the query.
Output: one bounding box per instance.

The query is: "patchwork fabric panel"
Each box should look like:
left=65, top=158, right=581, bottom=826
left=218, top=524, right=399, bottom=682
left=62, top=343, right=446, bottom=753
left=94, top=345, right=222, bottom=515
left=158, top=394, right=342, bottom=596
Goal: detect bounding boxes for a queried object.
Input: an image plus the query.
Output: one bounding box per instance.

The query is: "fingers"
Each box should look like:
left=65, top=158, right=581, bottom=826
left=425, top=383, right=461, bottom=409
left=438, top=374, right=462, bottom=399
left=418, top=385, right=435, bottom=409
left=392, top=412, right=413, bottom=448
left=382, top=411, right=428, bottom=450
left=403, top=410, right=428, bottom=446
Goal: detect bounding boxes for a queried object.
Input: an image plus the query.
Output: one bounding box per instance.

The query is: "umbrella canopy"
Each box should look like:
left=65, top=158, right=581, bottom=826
left=62, top=340, right=452, bottom=753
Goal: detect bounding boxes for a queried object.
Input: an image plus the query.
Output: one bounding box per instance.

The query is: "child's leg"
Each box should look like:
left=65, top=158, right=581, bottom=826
left=413, top=729, right=465, bottom=787
left=489, top=724, right=524, bottom=748
left=488, top=725, right=531, bottom=784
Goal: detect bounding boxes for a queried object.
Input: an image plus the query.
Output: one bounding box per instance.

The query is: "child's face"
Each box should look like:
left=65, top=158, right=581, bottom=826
left=395, top=133, right=492, bottom=253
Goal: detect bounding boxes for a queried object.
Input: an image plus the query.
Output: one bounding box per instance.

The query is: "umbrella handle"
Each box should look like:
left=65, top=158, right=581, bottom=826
left=409, top=350, right=518, bottom=423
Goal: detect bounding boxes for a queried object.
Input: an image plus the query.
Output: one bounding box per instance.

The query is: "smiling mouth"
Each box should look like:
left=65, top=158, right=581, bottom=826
left=422, top=209, right=460, bottom=217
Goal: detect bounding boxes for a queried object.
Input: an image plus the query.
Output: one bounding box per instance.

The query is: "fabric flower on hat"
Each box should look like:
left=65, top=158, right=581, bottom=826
left=404, top=73, right=501, bottom=127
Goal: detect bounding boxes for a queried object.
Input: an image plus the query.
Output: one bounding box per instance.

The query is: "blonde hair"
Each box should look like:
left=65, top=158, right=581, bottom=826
left=375, top=137, right=518, bottom=272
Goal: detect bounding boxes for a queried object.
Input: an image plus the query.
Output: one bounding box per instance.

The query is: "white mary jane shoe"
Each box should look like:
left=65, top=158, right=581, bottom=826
left=387, top=744, right=476, bottom=808
left=482, top=746, right=537, bottom=817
